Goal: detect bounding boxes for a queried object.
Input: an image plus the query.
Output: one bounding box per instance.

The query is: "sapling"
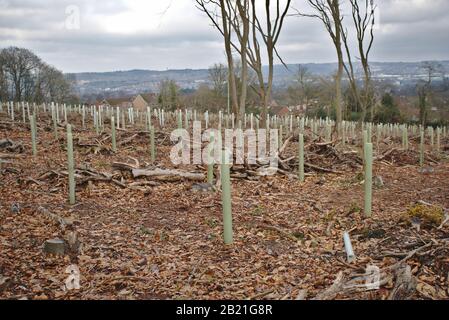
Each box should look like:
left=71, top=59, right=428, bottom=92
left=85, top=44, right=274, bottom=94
left=111, top=116, right=117, bottom=152
left=402, top=125, right=409, bottom=150
left=121, top=110, right=125, bottom=129
left=430, top=127, right=434, bottom=147
left=82, top=106, right=85, bottom=129
left=279, top=125, right=283, bottom=148
left=94, top=110, right=100, bottom=135
left=116, top=107, right=120, bottom=129
left=30, top=113, right=37, bottom=157
left=52, top=106, right=58, bottom=140
left=298, top=133, right=305, bottom=182
left=436, top=127, right=441, bottom=154
left=207, top=132, right=215, bottom=184
left=64, top=104, right=68, bottom=123
left=362, top=130, right=368, bottom=165
left=150, top=125, right=155, bottom=163
left=22, top=102, right=26, bottom=123
left=420, top=130, right=425, bottom=167
left=67, top=124, right=76, bottom=205
left=178, top=111, right=183, bottom=130
left=325, top=123, right=331, bottom=142
left=221, top=149, right=233, bottom=245
left=364, top=142, right=373, bottom=218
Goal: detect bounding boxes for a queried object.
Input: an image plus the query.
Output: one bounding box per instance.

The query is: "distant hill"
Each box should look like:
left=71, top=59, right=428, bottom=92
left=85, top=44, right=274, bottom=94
left=69, top=61, right=449, bottom=99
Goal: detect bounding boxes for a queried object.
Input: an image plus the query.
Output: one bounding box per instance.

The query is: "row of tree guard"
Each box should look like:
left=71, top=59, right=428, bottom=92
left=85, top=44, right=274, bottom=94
left=2, top=101, right=447, bottom=245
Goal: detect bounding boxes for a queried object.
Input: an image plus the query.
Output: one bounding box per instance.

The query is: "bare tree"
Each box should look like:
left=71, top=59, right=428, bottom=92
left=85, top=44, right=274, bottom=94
left=295, top=0, right=344, bottom=129
left=158, top=79, right=180, bottom=111
left=0, top=47, right=42, bottom=102
left=0, top=61, right=9, bottom=101
left=197, top=0, right=292, bottom=126
left=246, top=0, right=291, bottom=127
left=341, top=0, right=376, bottom=122
left=417, top=61, right=444, bottom=126
left=196, top=0, right=240, bottom=117
left=209, top=63, right=228, bottom=98
left=295, top=64, right=314, bottom=107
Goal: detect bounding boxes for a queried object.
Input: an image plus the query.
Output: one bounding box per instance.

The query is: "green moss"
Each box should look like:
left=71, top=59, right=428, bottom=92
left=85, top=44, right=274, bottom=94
left=361, top=228, right=386, bottom=239
left=205, top=218, right=219, bottom=228
left=251, top=205, right=265, bottom=217
left=406, top=204, right=444, bottom=226
left=348, top=202, right=362, bottom=215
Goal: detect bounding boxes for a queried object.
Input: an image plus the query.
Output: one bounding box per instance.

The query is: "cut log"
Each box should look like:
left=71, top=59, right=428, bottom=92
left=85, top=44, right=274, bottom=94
left=132, top=168, right=205, bottom=181
left=312, top=272, right=345, bottom=300
left=43, top=239, right=66, bottom=255
left=38, top=207, right=74, bottom=228
left=388, top=264, right=417, bottom=300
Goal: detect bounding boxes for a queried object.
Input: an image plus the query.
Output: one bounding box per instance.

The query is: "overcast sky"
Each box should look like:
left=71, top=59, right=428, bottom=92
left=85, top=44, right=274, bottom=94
left=1, top=0, right=448, bottom=73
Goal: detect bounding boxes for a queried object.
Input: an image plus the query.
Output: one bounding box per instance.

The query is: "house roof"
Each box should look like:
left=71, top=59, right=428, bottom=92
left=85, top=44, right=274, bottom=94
left=102, top=97, right=133, bottom=107
left=270, top=106, right=290, bottom=116
left=136, top=93, right=156, bottom=103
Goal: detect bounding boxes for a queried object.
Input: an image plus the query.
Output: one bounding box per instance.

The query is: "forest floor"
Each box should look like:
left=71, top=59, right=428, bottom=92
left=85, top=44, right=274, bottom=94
left=1, top=114, right=448, bottom=300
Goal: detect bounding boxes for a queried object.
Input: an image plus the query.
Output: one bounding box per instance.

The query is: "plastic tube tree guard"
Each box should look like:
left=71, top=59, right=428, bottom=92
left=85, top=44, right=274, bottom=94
left=111, top=116, right=117, bottom=152
left=436, top=128, right=441, bottom=154
left=150, top=125, right=155, bottom=163
left=67, top=124, right=76, bottom=205
left=52, top=107, right=58, bottom=140
left=30, top=114, right=37, bottom=157
left=364, top=142, right=373, bottom=218
left=420, top=130, right=425, bottom=167
left=298, top=133, right=305, bottom=182
left=221, top=149, right=233, bottom=245
left=207, top=132, right=215, bottom=184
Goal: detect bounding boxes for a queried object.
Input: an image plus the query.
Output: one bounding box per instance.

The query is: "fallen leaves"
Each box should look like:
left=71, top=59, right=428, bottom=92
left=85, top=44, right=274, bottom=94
left=1, top=115, right=449, bottom=300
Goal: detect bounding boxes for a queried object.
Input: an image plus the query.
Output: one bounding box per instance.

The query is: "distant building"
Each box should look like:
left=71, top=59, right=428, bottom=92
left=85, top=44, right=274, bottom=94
left=270, top=106, right=290, bottom=117
left=100, top=97, right=133, bottom=108
left=132, top=93, right=156, bottom=111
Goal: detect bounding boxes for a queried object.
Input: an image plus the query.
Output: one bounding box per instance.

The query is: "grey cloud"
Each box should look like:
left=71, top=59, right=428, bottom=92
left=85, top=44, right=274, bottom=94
left=0, top=0, right=448, bottom=72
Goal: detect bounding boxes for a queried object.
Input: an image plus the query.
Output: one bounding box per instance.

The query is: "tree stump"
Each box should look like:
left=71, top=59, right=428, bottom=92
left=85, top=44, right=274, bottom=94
left=43, top=239, right=66, bottom=255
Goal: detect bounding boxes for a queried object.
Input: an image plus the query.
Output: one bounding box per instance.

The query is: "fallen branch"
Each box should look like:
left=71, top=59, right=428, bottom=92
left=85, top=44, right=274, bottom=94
left=132, top=168, right=205, bottom=181
left=258, top=223, right=300, bottom=243
left=305, top=162, right=343, bottom=174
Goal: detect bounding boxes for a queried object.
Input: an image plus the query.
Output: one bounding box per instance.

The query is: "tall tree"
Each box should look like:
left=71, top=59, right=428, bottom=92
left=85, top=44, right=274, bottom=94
left=158, top=79, right=179, bottom=111
left=0, top=60, right=9, bottom=101
left=196, top=0, right=240, bottom=117
left=417, top=61, right=443, bottom=126
left=295, top=64, right=314, bottom=107
left=296, top=0, right=344, bottom=129
left=0, top=47, right=41, bottom=102
left=341, top=0, right=376, bottom=122
left=196, top=0, right=292, bottom=125
left=246, top=0, right=291, bottom=127
left=208, top=63, right=228, bottom=108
